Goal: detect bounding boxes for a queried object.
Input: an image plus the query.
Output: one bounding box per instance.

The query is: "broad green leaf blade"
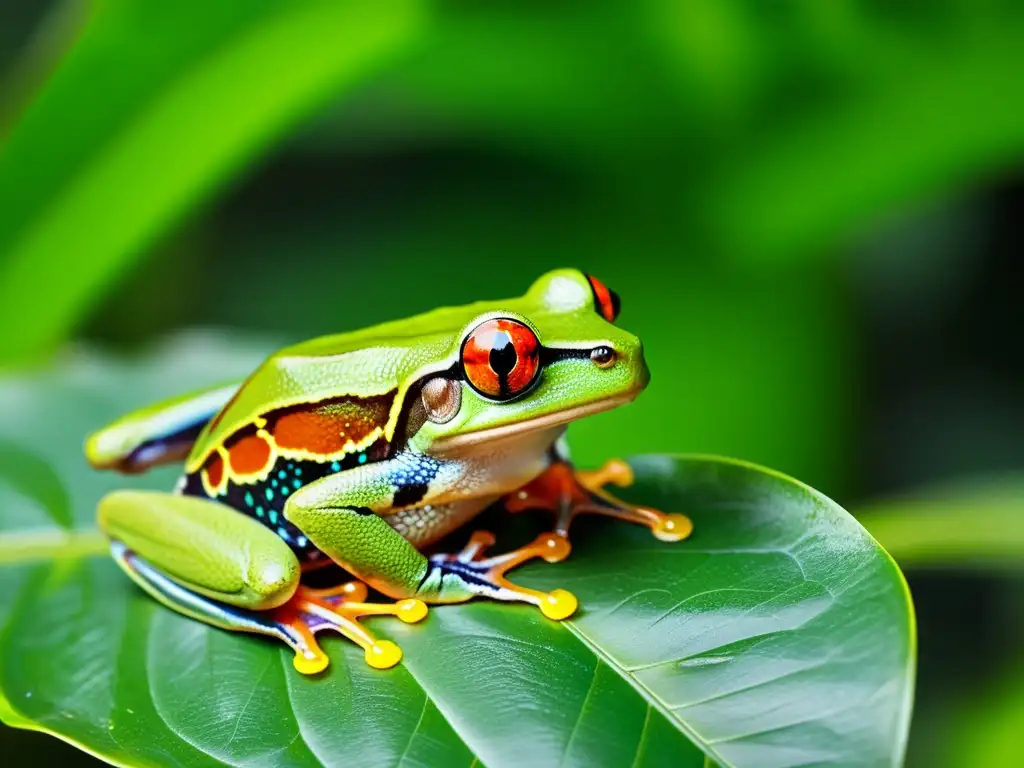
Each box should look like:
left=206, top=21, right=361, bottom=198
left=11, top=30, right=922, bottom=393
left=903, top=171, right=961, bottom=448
left=0, top=337, right=915, bottom=767
left=0, top=0, right=423, bottom=365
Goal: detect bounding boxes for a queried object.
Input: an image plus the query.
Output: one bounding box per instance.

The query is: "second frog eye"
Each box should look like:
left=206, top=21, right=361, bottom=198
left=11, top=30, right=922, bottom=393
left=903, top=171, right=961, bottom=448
left=461, top=318, right=541, bottom=400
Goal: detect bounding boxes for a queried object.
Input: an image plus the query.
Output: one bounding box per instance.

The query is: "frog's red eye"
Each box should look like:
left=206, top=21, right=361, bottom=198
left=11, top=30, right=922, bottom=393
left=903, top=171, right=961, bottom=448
left=586, top=274, right=621, bottom=323
left=461, top=318, right=541, bottom=400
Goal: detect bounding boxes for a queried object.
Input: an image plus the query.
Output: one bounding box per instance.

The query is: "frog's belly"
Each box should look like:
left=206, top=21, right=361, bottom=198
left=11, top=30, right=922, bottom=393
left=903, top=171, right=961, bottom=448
left=384, top=426, right=563, bottom=548
left=387, top=496, right=498, bottom=549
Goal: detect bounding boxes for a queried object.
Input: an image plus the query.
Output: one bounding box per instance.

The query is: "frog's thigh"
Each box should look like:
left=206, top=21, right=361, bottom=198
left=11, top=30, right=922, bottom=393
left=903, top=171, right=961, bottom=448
left=98, top=490, right=300, bottom=610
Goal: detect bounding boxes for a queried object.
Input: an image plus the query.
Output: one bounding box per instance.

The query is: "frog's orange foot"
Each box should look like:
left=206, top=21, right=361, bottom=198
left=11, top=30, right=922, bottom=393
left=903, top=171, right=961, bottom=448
left=505, top=459, right=693, bottom=542
left=271, top=581, right=427, bottom=674
left=430, top=530, right=578, bottom=620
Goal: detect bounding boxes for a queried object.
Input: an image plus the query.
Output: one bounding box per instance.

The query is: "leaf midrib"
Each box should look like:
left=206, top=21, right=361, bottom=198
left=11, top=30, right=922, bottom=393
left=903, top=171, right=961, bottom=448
left=0, top=527, right=106, bottom=564
left=559, top=620, right=734, bottom=768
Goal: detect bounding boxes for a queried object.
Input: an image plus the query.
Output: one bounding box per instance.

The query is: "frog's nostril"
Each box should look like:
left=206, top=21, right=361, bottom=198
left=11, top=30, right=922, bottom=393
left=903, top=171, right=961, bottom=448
left=590, top=346, right=616, bottom=369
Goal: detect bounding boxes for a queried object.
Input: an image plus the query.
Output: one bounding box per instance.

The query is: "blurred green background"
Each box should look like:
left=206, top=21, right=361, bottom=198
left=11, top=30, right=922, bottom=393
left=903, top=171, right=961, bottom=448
left=1, top=1, right=1023, bottom=765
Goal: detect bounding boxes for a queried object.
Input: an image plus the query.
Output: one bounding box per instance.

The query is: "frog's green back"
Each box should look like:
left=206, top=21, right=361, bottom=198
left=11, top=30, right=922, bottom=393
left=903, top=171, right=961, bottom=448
left=188, top=269, right=597, bottom=470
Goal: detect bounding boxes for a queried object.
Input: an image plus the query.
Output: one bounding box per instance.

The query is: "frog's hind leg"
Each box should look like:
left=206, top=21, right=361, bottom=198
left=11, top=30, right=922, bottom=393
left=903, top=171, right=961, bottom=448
left=111, top=540, right=325, bottom=670
left=100, top=491, right=426, bottom=674
left=504, top=446, right=693, bottom=542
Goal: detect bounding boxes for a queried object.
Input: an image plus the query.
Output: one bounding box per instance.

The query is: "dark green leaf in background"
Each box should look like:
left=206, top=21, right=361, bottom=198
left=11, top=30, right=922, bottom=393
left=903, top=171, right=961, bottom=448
left=0, top=338, right=915, bottom=767
left=0, top=0, right=424, bottom=365
left=860, top=477, right=1024, bottom=572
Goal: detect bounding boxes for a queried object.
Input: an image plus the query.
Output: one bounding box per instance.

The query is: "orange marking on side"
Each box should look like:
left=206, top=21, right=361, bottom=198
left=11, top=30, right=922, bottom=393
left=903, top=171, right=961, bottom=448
left=206, top=454, right=224, bottom=486
left=200, top=447, right=229, bottom=496
left=228, top=432, right=273, bottom=476
left=271, top=395, right=393, bottom=457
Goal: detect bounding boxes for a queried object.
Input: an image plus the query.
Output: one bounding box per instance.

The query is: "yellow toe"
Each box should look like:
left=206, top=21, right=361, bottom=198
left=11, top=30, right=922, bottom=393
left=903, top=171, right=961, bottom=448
left=293, top=650, right=329, bottom=675
left=537, top=533, right=572, bottom=563
left=396, top=599, right=429, bottom=623
left=365, top=640, right=403, bottom=669
left=653, top=513, right=693, bottom=542
left=539, top=589, right=578, bottom=620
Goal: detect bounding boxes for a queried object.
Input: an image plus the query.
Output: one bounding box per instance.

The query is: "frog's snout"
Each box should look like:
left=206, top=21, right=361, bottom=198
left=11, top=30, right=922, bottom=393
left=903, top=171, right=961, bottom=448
left=631, top=344, right=651, bottom=392
left=635, top=348, right=651, bottom=391
left=591, top=336, right=650, bottom=394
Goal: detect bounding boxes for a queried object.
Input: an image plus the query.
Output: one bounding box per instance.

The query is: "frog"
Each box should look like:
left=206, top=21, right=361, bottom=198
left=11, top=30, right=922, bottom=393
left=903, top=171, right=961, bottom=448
left=85, top=268, right=692, bottom=674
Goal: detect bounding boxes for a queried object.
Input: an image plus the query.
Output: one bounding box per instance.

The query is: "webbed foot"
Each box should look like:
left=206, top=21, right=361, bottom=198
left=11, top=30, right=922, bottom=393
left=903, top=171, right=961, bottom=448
left=504, top=458, right=693, bottom=541
left=421, top=530, right=578, bottom=619
left=273, top=582, right=428, bottom=674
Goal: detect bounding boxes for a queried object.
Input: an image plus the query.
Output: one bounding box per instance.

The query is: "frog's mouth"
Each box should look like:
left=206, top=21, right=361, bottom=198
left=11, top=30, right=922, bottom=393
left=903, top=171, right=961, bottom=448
left=430, top=392, right=635, bottom=453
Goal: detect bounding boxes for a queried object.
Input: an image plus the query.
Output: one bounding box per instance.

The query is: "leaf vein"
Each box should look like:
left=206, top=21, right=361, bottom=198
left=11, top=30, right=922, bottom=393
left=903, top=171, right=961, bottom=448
left=559, top=658, right=601, bottom=767
left=396, top=692, right=430, bottom=768
left=629, top=704, right=652, bottom=768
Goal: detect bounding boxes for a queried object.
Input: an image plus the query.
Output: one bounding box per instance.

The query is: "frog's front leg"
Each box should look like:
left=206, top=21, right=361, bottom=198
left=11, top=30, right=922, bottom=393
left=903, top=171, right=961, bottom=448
left=504, top=440, right=694, bottom=542
left=285, top=454, right=578, bottom=620
left=99, top=490, right=426, bottom=674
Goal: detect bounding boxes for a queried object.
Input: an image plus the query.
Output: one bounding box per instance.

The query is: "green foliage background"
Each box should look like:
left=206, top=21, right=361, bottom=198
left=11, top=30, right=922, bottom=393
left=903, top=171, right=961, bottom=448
left=0, top=1, right=1022, bottom=765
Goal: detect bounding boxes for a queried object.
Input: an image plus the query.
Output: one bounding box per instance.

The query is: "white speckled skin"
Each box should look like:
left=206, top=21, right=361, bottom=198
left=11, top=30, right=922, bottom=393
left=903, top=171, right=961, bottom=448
left=387, top=499, right=498, bottom=548
left=386, top=426, right=565, bottom=547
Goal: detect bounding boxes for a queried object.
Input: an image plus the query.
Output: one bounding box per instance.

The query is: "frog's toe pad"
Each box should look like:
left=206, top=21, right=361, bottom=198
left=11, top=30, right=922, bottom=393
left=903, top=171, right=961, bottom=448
left=395, top=599, right=429, bottom=623
left=652, top=512, right=694, bottom=542
left=535, top=532, right=571, bottom=563
left=539, top=589, right=578, bottom=620
left=293, top=648, right=330, bottom=675
left=365, top=640, right=403, bottom=669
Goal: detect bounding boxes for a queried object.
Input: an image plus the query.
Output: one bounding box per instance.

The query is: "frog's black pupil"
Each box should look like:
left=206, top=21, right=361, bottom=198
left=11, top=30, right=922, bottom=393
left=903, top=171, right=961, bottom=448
left=489, top=332, right=518, bottom=375
left=592, top=346, right=614, bottom=365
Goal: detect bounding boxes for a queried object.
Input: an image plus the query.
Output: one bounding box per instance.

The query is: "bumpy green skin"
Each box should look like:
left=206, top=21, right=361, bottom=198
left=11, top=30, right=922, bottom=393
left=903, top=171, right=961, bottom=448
left=90, top=269, right=648, bottom=612
left=184, top=268, right=647, bottom=473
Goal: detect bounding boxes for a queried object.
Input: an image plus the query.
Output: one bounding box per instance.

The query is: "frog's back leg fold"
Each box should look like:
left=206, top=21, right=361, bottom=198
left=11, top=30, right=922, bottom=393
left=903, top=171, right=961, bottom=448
left=85, top=382, right=239, bottom=473
left=98, top=490, right=300, bottom=609
left=99, top=490, right=427, bottom=673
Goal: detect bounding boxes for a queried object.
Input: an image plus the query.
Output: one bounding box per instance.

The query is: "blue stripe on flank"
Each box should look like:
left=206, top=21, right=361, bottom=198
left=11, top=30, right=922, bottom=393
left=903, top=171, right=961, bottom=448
left=116, top=543, right=289, bottom=639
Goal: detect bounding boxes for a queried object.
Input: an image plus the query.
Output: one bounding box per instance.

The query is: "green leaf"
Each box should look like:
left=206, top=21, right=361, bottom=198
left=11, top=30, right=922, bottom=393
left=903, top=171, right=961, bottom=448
left=858, top=476, right=1024, bottom=571
left=0, top=0, right=423, bottom=365
left=0, top=336, right=915, bottom=767
left=0, top=441, right=73, bottom=532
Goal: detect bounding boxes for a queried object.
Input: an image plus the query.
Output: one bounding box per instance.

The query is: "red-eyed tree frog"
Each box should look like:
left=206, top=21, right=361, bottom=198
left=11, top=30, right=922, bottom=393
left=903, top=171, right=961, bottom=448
left=86, top=269, right=692, bottom=674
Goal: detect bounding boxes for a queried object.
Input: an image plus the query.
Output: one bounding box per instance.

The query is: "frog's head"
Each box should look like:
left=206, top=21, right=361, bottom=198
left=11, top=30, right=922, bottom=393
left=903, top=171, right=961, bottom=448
left=411, top=269, right=648, bottom=455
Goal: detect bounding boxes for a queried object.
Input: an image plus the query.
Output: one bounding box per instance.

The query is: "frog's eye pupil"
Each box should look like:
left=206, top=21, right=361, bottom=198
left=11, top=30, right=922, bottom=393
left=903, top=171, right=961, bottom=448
left=585, top=274, right=621, bottom=323
left=462, top=318, right=541, bottom=400
left=489, top=334, right=518, bottom=375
